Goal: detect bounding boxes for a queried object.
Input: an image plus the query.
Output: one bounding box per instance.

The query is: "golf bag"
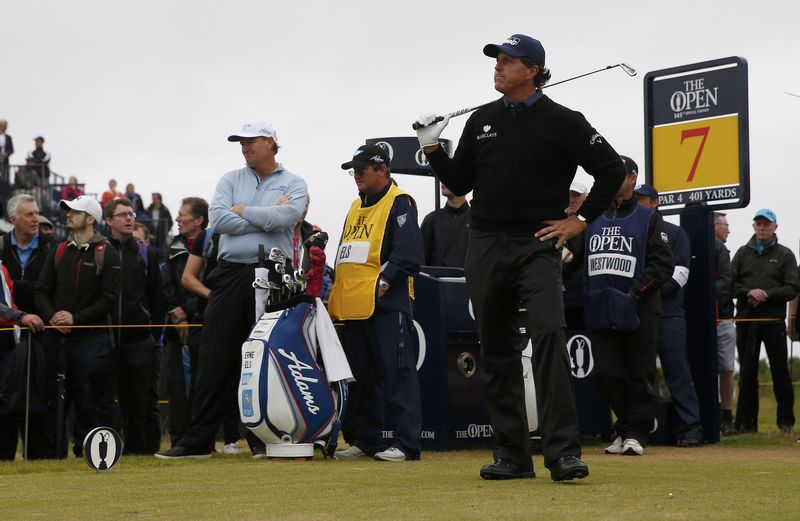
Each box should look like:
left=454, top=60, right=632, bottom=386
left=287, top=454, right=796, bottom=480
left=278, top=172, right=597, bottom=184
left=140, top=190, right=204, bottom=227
left=239, top=236, right=353, bottom=458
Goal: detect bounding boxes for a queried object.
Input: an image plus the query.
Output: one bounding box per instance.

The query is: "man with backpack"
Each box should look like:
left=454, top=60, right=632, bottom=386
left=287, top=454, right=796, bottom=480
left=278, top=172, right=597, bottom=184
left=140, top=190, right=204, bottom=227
left=35, top=195, right=121, bottom=458
left=104, top=198, right=165, bottom=455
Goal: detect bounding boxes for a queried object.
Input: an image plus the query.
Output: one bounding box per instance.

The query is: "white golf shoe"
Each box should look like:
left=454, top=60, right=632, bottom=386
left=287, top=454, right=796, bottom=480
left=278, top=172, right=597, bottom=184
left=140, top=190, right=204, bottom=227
left=604, top=436, right=624, bottom=455
left=622, top=438, right=644, bottom=456
left=374, top=447, right=407, bottom=462
left=334, top=445, right=368, bottom=459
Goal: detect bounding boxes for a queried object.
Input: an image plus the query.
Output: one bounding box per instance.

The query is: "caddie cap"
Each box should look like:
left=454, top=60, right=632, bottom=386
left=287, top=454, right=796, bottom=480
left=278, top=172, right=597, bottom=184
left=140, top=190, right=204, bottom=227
left=341, top=144, right=391, bottom=170
left=483, top=34, right=546, bottom=68
left=227, top=121, right=279, bottom=144
left=753, top=208, right=777, bottom=222
left=60, top=195, right=102, bottom=223
left=634, top=184, right=659, bottom=199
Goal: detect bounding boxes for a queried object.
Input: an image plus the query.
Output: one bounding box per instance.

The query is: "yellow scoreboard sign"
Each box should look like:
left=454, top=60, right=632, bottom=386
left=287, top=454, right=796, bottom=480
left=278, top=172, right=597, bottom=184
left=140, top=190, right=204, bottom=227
left=644, top=58, right=749, bottom=213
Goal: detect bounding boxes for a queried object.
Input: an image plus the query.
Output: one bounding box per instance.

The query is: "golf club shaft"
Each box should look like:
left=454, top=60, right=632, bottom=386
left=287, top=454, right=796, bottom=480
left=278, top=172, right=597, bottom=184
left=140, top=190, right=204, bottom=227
left=413, top=63, right=636, bottom=130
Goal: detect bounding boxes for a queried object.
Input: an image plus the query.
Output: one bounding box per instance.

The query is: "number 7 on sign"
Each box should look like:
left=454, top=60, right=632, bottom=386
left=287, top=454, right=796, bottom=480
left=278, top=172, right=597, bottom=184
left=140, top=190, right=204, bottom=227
left=680, top=127, right=710, bottom=182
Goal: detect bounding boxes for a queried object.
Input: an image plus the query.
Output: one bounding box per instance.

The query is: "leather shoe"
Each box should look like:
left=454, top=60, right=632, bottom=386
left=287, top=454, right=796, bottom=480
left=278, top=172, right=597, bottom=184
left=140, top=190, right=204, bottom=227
left=549, top=456, right=589, bottom=482
left=480, top=458, right=535, bottom=480
left=676, top=437, right=702, bottom=447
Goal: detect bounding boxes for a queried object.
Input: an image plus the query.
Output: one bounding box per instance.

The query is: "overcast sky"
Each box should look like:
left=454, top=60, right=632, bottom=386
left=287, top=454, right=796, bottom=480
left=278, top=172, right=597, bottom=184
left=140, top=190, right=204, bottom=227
left=3, top=0, right=799, bottom=259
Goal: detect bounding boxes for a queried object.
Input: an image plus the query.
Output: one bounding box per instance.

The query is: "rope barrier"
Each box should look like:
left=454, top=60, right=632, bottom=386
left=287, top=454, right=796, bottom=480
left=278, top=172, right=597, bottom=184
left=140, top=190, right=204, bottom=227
left=0, top=313, right=795, bottom=332
left=0, top=323, right=203, bottom=332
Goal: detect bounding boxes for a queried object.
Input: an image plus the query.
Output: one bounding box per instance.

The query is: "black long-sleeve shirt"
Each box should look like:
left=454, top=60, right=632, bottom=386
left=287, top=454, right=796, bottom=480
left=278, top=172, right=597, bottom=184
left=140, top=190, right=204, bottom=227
left=426, top=95, right=626, bottom=232
left=420, top=201, right=470, bottom=268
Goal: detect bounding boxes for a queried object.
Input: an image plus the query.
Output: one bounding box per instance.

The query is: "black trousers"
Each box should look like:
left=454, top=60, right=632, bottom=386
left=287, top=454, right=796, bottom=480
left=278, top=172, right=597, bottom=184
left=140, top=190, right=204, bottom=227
left=735, top=322, right=795, bottom=431
left=177, top=263, right=263, bottom=451
left=0, top=332, right=50, bottom=460
left=165, top=330, right=201, bottom=447
left=42, top=331, right=114, bottom=458
left=591, top=312, right=660, bottom=444
left=465, top=230, right=580, bottom=469
left=343, top=311, right=421, bottom=458
left=112, top=335, right=160, bottom=454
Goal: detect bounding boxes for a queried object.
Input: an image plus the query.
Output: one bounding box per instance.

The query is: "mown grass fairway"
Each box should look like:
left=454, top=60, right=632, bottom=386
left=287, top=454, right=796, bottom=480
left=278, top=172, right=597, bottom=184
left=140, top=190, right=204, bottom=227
left=1, top=433, right=798, bottom=521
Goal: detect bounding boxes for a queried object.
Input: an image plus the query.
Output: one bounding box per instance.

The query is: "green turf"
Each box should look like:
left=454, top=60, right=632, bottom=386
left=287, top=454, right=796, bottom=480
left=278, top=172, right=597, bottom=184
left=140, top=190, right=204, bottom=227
left=1, top=434, right=798, bottom=521
left=2, top=385, right=797, bottom=520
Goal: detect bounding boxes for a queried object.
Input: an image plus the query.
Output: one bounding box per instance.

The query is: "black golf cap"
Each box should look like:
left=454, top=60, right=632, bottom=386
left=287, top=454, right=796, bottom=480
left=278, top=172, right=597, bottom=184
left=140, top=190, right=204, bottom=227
left=341, top=144, right=391, bottom=170
left=483, top=34, right=545, bottom=68
left=620, top=155, right=638, bottom=176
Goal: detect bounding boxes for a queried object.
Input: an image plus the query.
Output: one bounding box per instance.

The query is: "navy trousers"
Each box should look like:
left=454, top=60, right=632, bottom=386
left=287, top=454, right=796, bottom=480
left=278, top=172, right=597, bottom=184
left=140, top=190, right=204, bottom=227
left=658, top=316, right=703, bottom=440
left=343, top=311, right=421, bottom=458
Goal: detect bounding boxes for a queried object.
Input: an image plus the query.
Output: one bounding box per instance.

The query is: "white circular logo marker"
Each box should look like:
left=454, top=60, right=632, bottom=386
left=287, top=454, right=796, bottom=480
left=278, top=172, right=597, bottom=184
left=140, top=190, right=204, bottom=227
left=83, top=427, right=123, bottom=472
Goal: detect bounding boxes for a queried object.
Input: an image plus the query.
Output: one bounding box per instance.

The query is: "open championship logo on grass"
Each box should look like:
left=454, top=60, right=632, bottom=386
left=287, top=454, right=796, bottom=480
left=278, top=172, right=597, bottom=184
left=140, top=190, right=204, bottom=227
left=83, top=427, right=122, bottom=472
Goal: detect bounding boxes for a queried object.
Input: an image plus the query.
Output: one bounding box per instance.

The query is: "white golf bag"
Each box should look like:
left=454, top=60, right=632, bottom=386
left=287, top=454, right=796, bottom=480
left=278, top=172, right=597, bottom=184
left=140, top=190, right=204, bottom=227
left=239, top=240, right=353, bottom=458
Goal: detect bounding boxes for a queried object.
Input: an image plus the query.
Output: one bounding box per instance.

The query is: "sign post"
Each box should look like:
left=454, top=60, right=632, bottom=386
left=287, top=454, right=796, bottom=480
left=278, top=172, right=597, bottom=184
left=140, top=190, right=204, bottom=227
left=645, top=57, right=749, bottom=443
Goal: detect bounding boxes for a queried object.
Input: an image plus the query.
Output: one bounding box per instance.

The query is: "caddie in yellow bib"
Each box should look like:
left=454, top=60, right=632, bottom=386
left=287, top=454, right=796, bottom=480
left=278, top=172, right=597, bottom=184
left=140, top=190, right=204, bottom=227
left=329, top=143, right=424, bottom=462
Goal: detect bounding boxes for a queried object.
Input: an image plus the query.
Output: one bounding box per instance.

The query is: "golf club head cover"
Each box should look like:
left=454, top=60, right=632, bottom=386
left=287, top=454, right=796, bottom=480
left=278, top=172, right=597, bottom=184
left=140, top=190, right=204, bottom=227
left=305, top=246, right=326, bottom=298
left=414, top=113, right=451, bottom=148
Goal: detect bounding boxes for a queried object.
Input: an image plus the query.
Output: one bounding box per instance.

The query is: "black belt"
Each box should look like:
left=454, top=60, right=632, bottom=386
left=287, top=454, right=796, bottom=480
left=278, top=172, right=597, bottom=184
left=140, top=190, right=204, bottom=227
left=217, top=259, right=259, bottom=269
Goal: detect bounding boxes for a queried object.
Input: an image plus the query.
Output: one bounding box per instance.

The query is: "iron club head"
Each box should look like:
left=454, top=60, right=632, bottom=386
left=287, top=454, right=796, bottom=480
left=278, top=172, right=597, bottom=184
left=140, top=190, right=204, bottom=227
left=619, top=63, right=637, bottom=77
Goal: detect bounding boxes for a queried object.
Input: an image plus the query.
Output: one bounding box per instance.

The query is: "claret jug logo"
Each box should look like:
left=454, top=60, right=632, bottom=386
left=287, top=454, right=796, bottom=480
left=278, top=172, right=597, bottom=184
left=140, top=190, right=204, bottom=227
left=670, top=78, right=718, bottom=119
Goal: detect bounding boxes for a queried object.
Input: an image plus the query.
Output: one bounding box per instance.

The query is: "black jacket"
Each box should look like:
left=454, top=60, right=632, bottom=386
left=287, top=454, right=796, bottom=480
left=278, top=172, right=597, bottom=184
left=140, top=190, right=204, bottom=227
left=0, top=232, right=53, bottom=315
left=714, top=238, right=734, bottom=319
left=35, top=231, right=122, bottom=337
left=731, top=235, right=799, bottom=320
left=107, top=236, right=165, bottom=343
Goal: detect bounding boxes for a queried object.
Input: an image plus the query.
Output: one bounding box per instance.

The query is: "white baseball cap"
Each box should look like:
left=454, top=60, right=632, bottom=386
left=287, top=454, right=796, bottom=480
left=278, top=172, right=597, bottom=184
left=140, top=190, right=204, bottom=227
left=569, top=181, right=588, bottom=195
left=227, top=120, right=278, bottom=144
left=60, top=195, right=103, bottom=223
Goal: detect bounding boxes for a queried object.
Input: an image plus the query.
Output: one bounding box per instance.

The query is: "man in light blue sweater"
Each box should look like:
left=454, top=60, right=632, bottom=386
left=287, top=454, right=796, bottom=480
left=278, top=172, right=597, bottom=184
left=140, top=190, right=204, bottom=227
left=156, top=120, right=307, bottom=459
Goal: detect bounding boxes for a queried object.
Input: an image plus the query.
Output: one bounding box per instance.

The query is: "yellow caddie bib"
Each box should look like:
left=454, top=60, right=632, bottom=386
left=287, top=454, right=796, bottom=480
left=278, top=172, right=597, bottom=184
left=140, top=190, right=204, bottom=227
left=328, top=184, right=414, bottom=320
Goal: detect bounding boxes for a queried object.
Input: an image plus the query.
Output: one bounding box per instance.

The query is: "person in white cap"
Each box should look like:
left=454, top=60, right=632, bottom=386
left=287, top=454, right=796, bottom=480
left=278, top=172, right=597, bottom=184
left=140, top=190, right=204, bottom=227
left=34, top=195, right=122, bottom=458
left=156, top=120, right=308, bottom=459
left=562, top=182, right=589, bottom=291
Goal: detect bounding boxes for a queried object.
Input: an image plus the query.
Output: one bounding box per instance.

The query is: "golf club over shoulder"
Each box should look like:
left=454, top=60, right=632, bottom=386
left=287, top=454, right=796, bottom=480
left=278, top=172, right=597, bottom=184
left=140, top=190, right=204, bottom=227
left=412, top=63, right=637, bottom=130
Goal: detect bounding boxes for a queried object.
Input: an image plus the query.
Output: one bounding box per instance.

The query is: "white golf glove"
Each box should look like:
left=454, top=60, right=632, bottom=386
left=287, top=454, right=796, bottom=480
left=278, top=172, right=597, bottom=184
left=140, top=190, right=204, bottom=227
left=415, top=113, right=451, bottom=148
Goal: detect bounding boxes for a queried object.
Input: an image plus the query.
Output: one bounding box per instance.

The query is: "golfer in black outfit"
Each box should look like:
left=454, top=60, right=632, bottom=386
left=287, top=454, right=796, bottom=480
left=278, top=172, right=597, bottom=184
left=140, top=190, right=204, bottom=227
left=415, top=34, right=626, bottom=481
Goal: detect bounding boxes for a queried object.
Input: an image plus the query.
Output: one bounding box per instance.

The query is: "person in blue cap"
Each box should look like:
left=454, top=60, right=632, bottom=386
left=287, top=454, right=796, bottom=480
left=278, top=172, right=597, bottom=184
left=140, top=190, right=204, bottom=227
left=730, top=209, right=799, bottom=433
left=414, top=34, right=627, bottom=481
